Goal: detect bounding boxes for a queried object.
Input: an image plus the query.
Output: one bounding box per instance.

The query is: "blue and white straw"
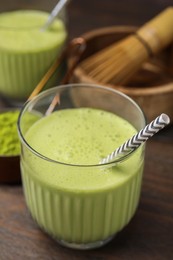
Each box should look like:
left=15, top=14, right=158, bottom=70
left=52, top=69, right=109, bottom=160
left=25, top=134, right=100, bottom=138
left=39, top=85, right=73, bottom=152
left=101, top=113, right=170, bottom=164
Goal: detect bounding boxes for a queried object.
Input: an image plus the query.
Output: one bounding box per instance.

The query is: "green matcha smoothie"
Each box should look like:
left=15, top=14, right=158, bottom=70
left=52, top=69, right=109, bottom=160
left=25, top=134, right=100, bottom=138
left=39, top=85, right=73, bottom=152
left=0, top=10, right=67, bottom=100
left=20, top=107, right=144, bottom=248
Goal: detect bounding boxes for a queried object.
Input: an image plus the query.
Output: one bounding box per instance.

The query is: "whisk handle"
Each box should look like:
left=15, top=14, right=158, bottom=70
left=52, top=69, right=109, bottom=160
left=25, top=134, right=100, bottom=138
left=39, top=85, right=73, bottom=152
left=137, top=7, right=173, bottom=54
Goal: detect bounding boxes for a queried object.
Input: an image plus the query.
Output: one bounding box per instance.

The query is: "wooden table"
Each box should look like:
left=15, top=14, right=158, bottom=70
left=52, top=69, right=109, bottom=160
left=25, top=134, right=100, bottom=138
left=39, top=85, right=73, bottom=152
left=0, top=1, right=173, bottom=259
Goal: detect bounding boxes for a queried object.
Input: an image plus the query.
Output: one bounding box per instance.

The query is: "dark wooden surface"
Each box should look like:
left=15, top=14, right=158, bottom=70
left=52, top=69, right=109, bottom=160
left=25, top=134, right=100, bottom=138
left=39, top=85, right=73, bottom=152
left=0, top=1, right=173, bottom=259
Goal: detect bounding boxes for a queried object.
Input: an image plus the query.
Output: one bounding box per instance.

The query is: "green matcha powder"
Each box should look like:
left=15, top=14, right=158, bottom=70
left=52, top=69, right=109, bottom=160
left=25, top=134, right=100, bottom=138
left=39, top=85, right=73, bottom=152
left=0, top=110, right=20, bottom=156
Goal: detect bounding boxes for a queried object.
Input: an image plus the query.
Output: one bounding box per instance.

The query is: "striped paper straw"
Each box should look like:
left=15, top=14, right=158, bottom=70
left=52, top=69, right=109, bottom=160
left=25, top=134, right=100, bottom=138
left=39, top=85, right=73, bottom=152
left=101, top=113, right=170, bottom=164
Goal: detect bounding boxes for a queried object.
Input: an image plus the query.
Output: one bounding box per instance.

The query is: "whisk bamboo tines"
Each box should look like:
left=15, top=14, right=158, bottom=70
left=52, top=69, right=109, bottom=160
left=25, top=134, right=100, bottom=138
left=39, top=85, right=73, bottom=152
left=79, top=7, right=173, bottom=85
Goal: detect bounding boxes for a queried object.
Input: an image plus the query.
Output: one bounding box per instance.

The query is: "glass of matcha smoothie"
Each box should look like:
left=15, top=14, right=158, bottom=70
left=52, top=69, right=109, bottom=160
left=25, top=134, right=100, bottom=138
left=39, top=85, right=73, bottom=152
left=0, top=7, right=67, bottom=104
left=18, top=83, right=146, bottom=249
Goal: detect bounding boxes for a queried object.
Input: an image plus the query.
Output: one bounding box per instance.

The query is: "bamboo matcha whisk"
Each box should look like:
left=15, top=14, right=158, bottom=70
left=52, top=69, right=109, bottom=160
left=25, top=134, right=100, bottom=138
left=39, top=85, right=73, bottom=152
left=79, top=7, right=173, bottom=85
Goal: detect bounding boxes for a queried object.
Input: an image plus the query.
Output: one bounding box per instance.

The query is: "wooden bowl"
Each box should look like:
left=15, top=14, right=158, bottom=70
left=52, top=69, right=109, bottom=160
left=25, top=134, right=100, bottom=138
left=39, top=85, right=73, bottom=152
left=70, top=26, right=173, bottom=122
left=0, top=108, right=21, bottom=184
left=0, top=155, right=20, bottom=184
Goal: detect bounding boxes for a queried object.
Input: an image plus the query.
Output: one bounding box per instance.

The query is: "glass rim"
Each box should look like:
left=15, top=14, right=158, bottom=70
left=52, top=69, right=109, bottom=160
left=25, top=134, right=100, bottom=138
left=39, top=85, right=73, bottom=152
left=0, top=9, right=51, bottom=30
left=17, top=83, right=146, bottom=168
left=0, top=8, right=66, bottom=31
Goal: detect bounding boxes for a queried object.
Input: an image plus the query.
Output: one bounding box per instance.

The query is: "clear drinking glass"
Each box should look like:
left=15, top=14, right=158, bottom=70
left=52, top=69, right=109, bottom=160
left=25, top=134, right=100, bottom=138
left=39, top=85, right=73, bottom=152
left=0, top=1, right=67, bottom=105
left=17, top=83, right=146, bottom=249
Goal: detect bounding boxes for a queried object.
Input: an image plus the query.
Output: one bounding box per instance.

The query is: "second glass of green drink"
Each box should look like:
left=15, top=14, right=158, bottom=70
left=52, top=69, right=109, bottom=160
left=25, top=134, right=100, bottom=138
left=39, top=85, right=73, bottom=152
left=18, top=83, right=146, bottom=249
left=0, top=2, right=67, bottom=104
